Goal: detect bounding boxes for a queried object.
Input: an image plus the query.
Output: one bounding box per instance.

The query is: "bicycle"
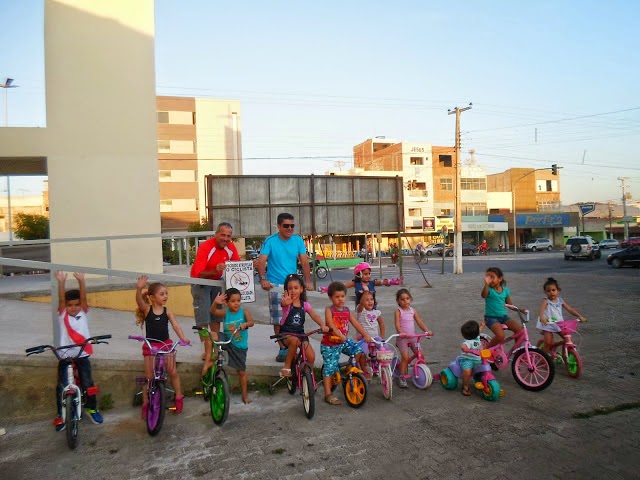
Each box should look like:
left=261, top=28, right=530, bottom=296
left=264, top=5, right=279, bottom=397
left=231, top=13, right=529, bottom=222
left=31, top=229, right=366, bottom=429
left=268, top=329, right=322, bottom=419
left=25, top=334, right=111, bottom=449
left=324, top=336, right=369, bottom=408
left=535, top=319, right=583, bottom=378
left=296, top=259, right=329, bottom=279
left=361, top=337, right=395, bottom=400
left=480, top=304, right=555, bottom=391
left=413, top=249, right=427, bottom=264
left=192, top=326, right=241, bottom=426
left=390, top=332, right=434, bottom=389
left=128, top=335, right=189, bottom=436
left=440, top=347, right=502, bottom=401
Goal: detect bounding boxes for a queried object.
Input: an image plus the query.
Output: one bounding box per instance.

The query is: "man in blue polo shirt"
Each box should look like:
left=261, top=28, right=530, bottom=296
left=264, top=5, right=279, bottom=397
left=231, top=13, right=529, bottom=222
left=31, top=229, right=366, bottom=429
left=257, top=213, right=312, bottom=362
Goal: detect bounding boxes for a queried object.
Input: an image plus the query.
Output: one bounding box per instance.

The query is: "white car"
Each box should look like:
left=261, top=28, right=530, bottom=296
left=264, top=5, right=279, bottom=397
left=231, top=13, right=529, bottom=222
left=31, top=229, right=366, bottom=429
left=599, top=239, right=620, bottom=249
left=521, top=238, right=553, bottom=252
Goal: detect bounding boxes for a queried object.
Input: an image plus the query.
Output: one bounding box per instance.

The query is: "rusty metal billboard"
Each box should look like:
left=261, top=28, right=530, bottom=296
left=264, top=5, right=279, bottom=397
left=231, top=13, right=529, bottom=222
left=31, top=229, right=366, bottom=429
left=204, top=175, right=404, bottom=236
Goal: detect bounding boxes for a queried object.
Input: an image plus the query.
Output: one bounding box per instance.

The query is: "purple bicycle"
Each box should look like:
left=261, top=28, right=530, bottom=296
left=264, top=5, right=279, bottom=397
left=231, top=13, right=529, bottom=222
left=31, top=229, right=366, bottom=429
left=129, top=336, right=189, bottom=436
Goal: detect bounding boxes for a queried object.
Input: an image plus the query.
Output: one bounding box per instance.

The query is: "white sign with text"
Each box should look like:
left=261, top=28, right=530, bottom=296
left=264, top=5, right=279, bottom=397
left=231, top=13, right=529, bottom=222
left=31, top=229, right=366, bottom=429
left=225, top=261, right=255, bottom=303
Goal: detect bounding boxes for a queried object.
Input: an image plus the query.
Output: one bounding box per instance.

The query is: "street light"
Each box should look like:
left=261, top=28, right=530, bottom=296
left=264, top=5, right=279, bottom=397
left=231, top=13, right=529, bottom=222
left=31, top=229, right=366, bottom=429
left=1, top=78, right=19, bottom=126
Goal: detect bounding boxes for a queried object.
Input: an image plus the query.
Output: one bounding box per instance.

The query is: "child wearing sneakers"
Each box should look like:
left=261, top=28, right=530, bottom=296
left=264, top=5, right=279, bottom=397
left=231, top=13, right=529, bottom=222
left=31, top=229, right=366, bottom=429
left=53, top=271, right=103, bottom=431
left=135, top=275, right=190, bottom=416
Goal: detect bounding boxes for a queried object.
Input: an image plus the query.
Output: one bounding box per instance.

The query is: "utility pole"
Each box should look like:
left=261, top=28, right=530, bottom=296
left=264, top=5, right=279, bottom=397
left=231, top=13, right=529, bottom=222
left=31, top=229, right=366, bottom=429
left=608, top=203, right=613, bottom=239
left=619, top=177, right=630, bottom=240
left=448, top=103, right=472, bottom=274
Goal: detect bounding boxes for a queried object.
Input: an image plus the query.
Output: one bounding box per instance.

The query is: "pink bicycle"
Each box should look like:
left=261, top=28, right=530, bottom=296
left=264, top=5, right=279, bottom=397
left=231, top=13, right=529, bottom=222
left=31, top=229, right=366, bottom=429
left=480, top=304, right=555, bottom=391
left=536, top=319, right=583, bottom=378
left=360, top=337, right=395, bottom=400
left=390, top=332, right=434, bottom=389
left=268, top=329, right=322, bottom=419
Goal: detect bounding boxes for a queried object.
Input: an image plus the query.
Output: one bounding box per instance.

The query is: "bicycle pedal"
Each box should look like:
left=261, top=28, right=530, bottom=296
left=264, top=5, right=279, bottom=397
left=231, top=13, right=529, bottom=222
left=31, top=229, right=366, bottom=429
left=167, top=406, right=176, bottom=411
left=195, top=391, right=204, bottom=396
left=500, top=389, right=505, bottom=397
left=474, top=381, right=484, bottom=390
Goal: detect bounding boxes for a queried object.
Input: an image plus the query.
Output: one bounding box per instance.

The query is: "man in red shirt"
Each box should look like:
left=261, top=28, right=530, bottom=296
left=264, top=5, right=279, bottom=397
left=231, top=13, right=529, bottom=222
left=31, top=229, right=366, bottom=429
left=191, top=222, right=240, bottom=373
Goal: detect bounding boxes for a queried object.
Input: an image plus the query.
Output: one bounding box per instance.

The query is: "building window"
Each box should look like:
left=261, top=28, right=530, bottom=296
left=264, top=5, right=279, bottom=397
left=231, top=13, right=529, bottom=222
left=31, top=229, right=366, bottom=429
left=157, top=140, right=196, bottom=154
left=461, top=178, right=486, bottom=190
left=462, top=203, right=487, bottom=216
left=538, top=201, right=561, bottom=212
left=440, top=178, right=453, bottom=191
left=440, top=209, right=452, bottom=216
left=439, top=155, right=452, bottom=167
left=408, top=208, right=421, bottom=217
left=160, top=200, right=173, bottom=212
left=159, top=170, right=171, bottom=180
left=157, top=111, right=169, bottom=123
left=158, top=140, right=171, bottom=152
left=410, top=157, right=424, bottom=165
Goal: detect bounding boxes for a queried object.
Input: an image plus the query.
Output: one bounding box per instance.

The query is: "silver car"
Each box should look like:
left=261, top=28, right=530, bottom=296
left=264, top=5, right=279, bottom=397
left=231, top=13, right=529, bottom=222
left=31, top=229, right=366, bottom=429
left=599, top=239, right=620, bottom=249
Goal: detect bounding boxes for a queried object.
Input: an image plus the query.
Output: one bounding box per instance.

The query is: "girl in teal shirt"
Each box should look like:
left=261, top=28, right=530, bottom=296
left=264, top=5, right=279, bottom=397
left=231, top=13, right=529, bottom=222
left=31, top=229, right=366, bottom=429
left=481, top=267, right=522, bottom=348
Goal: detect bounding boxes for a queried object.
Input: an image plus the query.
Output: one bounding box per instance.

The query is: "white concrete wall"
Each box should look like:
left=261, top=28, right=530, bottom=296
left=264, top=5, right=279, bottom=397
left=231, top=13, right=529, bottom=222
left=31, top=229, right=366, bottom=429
left=195, top=98, right=242, bottom=221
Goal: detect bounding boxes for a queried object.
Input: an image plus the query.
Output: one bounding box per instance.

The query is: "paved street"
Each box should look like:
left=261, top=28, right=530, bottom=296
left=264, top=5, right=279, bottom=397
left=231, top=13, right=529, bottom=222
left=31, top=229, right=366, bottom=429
left=1, top=260, right=639, bottom=479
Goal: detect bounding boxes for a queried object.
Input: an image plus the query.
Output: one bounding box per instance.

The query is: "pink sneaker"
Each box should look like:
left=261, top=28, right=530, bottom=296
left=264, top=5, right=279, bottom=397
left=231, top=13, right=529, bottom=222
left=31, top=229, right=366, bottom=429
left=174, top=396, right=184, bottom=414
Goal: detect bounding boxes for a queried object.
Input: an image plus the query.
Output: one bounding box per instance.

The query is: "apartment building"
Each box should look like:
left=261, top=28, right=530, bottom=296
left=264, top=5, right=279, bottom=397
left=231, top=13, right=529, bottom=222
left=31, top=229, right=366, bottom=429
left=157, top=96, right=242, bottom=230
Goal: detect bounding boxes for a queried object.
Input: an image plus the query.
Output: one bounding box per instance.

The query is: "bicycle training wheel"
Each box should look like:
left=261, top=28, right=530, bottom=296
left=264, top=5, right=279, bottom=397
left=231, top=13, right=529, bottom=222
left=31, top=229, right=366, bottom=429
left=343, top=373, right=368, bottom=408
left=210, top=373, right=230, bottom=426
left=65, top=397, right=79, bottom=449
left=316, top=266, right=328, bottom=279
left=412, top=363, right=433, bottom=389
left=147, top=382, right=166, bottom=436
left=481, top=379, right=501, bottom=402
left=302, top=367, right=315, bottom=419
left=380, top=365, right=393, bottom=400
left=286, top=362, right=297, bottom=394
left=512, top=347, right=555, bottom=392
left=564, top=346, right=583, bottom=378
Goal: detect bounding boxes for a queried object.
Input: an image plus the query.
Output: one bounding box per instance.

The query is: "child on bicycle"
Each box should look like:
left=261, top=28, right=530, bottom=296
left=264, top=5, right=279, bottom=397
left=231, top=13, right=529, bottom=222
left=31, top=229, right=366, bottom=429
left=277, top=274, right=328, bottom=379
left=210, top=287, right=255, bottom=404
left=537, top=277, right=587, bottom=353
left=320, top=262, right=402, bottom=308
left=458, top=320, right=484, bottom=396
left=321, top=282, right=372, bottom=405
left=481, top=267, right=522, bottom=348
left=355, top=291, right=386, bottom=378
left=53, top=271, right=103, bottom=431
left=135, top=275, right=190, bottom=416
left=395, top=288, right=431, bottom=388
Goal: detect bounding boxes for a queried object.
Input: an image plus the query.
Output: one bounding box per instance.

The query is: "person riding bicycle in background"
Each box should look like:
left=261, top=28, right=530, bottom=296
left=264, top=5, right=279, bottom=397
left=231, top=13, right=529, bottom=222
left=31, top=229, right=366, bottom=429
left=135, top=276, right=190, bottom=416
left=394, top=288, right=432, bottom=388
left=210, top=287, right=255, bottom=404
left=321, top=282, right=372, bottom=405
left=53, top=271, right=103, bottom=431
left=536, top=277, right=587, bottom=354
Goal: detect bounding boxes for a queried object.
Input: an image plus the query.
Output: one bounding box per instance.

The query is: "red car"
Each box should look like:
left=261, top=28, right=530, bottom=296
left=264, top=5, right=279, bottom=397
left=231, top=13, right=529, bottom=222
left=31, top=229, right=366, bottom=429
left=621, top=237, right=640, bottom=248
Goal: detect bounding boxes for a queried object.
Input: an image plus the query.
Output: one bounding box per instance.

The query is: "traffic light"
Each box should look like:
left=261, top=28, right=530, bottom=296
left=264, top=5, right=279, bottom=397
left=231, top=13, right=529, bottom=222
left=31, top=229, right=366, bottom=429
left=551, top=164, right=558, bottom=175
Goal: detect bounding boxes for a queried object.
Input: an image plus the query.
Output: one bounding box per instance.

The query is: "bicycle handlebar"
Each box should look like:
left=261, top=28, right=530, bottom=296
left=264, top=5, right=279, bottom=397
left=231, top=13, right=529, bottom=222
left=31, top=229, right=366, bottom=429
left=269, top=328, right=323, bottom=341
left=385, top=332, right=433, bottom=342
left=25, top=335, right=112, bottom=358
left=128, top=335, right=190, bottom=353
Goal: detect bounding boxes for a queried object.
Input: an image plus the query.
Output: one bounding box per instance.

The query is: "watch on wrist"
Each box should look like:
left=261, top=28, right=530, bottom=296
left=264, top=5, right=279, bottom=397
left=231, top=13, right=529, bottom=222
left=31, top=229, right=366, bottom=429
left=260, top=276, right=267, bottom=281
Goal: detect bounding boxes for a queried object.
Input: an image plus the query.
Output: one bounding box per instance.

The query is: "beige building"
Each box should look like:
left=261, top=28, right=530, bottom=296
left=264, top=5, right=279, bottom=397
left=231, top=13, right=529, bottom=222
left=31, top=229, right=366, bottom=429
left=156, top=96, right=242, bottom=230
left=0, top=0, right=162, bottom=272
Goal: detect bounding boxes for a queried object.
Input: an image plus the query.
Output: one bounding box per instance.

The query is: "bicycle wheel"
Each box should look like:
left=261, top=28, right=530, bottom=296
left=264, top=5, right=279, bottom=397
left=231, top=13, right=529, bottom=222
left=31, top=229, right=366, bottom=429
left=302, top=366, right=315, bottom=419
left=380, top=365, right=393, bottom=400
left=512, top=347, right=555, bottom=392
left=287, top=363, right=297, bottom=395
left=146, top=382, right=166, bottom=436
left=65, top=396, right=79, bottom=449
left=439, top=368, right=458, bottom=390
left=412, top=363, right=433, bottom=389
left=564, top=346, right=583, bottom=378
left=481, top=379, right=501, bottom=402
left=343, top=373, right=368, bottom=408
left=413, top=252, right=421, bottom=264
left=210, top=372, right=230, bottom=426
left=316, top=266, right=328, bottom=279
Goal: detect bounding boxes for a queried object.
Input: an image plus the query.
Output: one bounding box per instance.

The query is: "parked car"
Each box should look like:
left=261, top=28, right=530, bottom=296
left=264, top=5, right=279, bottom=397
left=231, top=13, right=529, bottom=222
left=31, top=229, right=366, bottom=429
left=521, top=238, right=553, bottom=252
left=607, top=245, right=640, bottom=268
left=424, top=243, right=447, bottom=256
left=621, top=237, right=640, bottom=248
left=598, top=239, right=620, bottom=249
left=441, top=243, right=477, bottom=257
left=564, top=236, right=601, bottom=260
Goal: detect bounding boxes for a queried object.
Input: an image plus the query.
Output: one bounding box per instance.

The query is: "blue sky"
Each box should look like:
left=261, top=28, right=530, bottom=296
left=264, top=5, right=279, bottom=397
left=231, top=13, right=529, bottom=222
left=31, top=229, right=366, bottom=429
left=1, top=0, right=639, bottom=204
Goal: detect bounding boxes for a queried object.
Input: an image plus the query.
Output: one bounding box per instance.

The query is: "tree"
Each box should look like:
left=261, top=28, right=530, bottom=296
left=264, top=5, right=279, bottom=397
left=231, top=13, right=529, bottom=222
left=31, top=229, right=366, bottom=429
left=14, top=213, right=50, bottom=240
